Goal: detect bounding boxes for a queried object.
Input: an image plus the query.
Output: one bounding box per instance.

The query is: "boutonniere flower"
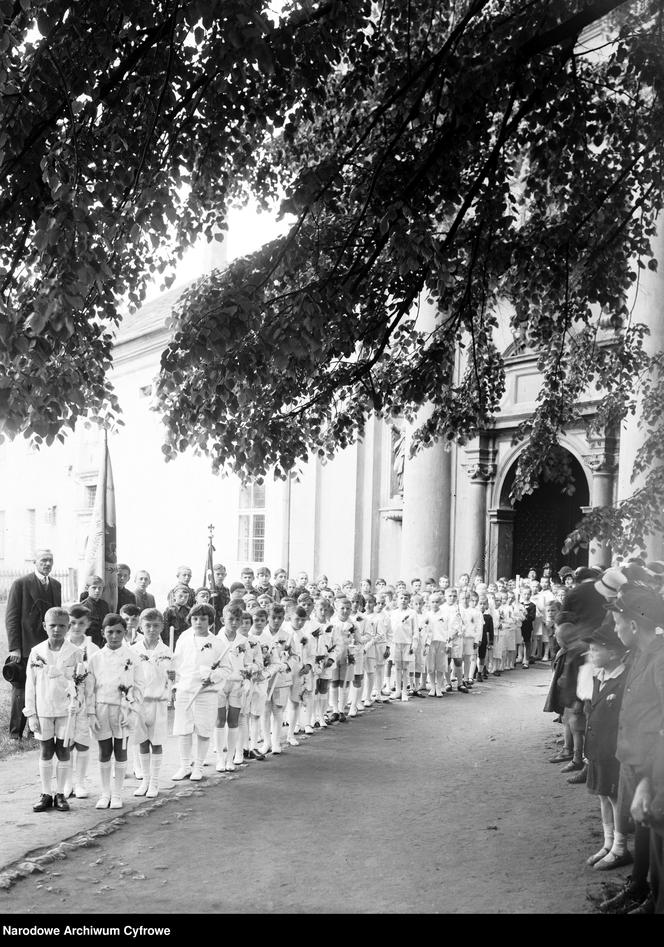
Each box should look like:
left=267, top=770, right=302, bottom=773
left=200, top=641, right=212, bottom=651
left=118, top=683, right=133, bottom=702
left=300, top=636, right=308, bottom=647
left=139, top=653, right=150, bottom=662
left=312, top=629, right=321, bottom=639
left=72, top=665, right=88, bottom=687
left=123, top=657, right=133, bottom=672
left=156, top=654, right=171, bottom=664
left=31, top=654, right=47, bottom=669
left=606, top=693, right=617, bottom=702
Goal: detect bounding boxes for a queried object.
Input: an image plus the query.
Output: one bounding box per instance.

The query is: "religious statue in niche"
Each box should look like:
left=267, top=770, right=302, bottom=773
left=391, top=423, right=406, bottom=497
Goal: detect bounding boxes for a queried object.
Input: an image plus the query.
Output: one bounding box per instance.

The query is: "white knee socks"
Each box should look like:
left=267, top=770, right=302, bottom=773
left=38, top=759, right=53, bottom=794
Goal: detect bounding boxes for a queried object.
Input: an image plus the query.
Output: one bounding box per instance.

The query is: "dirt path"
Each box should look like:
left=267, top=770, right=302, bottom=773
left=0, top=667, right=625, bottom=914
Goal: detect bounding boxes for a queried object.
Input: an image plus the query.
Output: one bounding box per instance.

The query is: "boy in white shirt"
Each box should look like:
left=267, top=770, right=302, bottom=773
left=411, top=594, right=430, bottom=696
left=440, top=588, right=467, bottom=692
left=389, top=592, right=418, bottom=702
left=171, top=603, right=226, bottom=781
left=214, top=603, right=247, bottom=772
left=426, top=592, right=448, bottom=697
left=306, top=598, right=337, bottom=728
left=261, top=603, right=297, bottom=754
left=65, top=604, right=100, bottom=798
left=86, top=614, right=145, bottom=809
left=282, top=605, right=315, bottom=743
left=131, top=609, right=174, bottom=797
left=25, top=607, right=83, bottom=812
left=329, top=597, right=354, bottom=721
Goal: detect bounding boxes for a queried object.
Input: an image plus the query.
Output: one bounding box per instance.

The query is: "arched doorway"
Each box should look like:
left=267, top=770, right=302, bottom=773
left=497, top=450, right=590, bottom=577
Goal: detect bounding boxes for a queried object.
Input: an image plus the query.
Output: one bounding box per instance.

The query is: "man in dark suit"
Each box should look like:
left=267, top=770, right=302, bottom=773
left=5, top=549, right=62, bottom=740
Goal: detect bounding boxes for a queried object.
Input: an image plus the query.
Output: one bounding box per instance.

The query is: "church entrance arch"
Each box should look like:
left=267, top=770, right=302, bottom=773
left=492, top=449, right=590, bottom=578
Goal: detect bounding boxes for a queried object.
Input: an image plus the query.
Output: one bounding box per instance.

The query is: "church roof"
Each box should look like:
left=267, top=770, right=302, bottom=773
left=114, top=282, right=188, bottom=346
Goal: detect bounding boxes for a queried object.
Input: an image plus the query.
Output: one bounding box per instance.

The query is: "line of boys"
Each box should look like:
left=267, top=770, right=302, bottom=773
left=24, top=565, right=561, bottom=814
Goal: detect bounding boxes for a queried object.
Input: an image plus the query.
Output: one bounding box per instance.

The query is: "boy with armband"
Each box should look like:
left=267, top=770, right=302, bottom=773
left=65, top=604, right=99, bottom=798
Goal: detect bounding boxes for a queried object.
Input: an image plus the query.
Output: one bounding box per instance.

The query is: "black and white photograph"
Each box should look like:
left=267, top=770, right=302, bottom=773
left=0, top=0, right=663, bottom=923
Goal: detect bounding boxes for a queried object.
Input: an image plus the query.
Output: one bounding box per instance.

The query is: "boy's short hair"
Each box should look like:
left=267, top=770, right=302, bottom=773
left=194, top=587, right=210, bottom=596
left=222, top=603, right=244, bottom=620
left=256, top=566, right=271, bottom=576
left=253, top=608, right=268, bottom=620
left=87, top=575, right=104, bottom=586
left=230, top=582, right=246, bottom=594
left=411, top=594, right=424, bottom=604
left=173, top=583, right=191, bottom=594
left=297, top=593, right=312, bottom=604
left=188, top=603, right=215, bottom=622
left=176, top=565, right=192, bottom=573
left=365, top=594, right=376, bottom=605
left=45, top=606, right=70, bottom=623
left=117, top=563, right=131, bottom=574
left=281, top=596, right=296, bottom=606
left=102, top=613, right=127, bottom=630
left=68, top=604, right=91, bottom=620
left=268, top=603, right=285, bottom=618
left=140, top=608, right=164, bottom=624
left=293, top=606, right=308, bottom=619
left=119, top=604, right=141, bottom=618
left=241, top=611, right=252, bottom=622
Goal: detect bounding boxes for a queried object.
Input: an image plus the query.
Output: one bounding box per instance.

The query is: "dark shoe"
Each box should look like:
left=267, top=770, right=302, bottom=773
left=548, top=752, right=573, bottom=764
left=338, top=713, right=348, bottom=723
left=483, top=668, right=489, bottom=680
left=594, top=850, right=633, bottom=871
left=493, top=670, right=501, bottom=677
left=553, top=715, right=563, bottom=723
left=560, top=760, right=584, bottom=773
left=33, top=793, right=53, bottom=812
left=53, top=793, right=70, bottom=812
left=567, top=765, right=588, bottom=785
left=445, top=684, right=453, bottom=692
left=599, top=882, right=648, bottom=914
left=313, top=721, right=320, bottom=729
left=248, top=749, right=266, bottom=761
left=328, top=712, right=340, bottom=723
left=457, top=684, right=469, bottom=693
left=627, top=896, right=655, bottom=914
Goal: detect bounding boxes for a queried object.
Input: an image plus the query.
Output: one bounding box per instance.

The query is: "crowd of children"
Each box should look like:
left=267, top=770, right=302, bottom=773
left=21, top=559, right=664, bottom=914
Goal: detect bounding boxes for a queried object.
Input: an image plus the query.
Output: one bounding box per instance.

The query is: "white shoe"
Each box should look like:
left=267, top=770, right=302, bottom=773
left=133, top=768, right=143, bottom=780
left=401, top=691, right=409, bottom=702
left=63, top=781, right=73, bottom=799
left=215, top=755, right=227, bottom=773
left=190, top=763, right=203, bottom=781
left=304, top=725, right=315, bottom=735
left=74, top=783, right=89, bottom=799
left=349, top=707, right=358, bottom=717
left=233, top=755, right=244, bottom=766
left=271, top=746, right=282, bottom=755
left=134, top=779, right=149, bottom=797
left=225, top=760, right=236, bottom=772
left=109, top=795, right=123, bottom=809
left=362, top=699, right=372, bottom=708
left=146, top=783, right=159, bottom=798
left=95, top=795, right=110, bottom=809
left=294, top=724, right=302, bottom=734
left=172, top=766, right=192, bottom=781
left=287, top=737, right=299, bottom=747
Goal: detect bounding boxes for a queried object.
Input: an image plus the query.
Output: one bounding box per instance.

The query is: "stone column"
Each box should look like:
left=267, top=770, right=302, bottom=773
left=616, top=224, right=664, bottom=559
left=399, top=296, right=452, bottom=580
left=487, top=507, right=515, bottom=581
left=399, top=409, right=451, bottom=580
left=456, top=436, right=496, bottom=579
left=584, top=434, right=618, bottom=568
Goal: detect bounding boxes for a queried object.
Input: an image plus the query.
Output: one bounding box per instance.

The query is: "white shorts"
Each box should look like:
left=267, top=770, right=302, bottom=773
left=266, top=685, right=289, bottom=711
left=95, top=703, right=136, bottom=741
left=134, top=700, right=168, bottom=746
left=462, top=636, right=476, bottom=658
left=290, top=670, right=314, bottom=702
left=427, top=640, right=448, bottom=672
left=33, top=715, right=68, bottom=741
left=217, top=678, right=243, bottom=709
left=393, top=642, right=412, bottom=668
left=72, top=710, right=92, bottom=747
left=450, top=637, right=463, bottom=661
left=413, top=645, right=425, bottom=673
left=351, top=652, right=365, bottom=676
left=172, top=690, right=217, bottom=738
left=243, top=680, right=267, bottom=717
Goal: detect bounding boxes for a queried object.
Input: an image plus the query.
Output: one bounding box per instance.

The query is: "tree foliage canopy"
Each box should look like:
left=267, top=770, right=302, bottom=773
left=1, top=0, right=663, bottom=551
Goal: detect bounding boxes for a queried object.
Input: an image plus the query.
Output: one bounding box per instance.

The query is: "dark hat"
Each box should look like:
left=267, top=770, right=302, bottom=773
left=605, top=583, right=664, bottom=629
left=559, top=566, right=574, bottom=579
left=574, top=566, right=603, bottom=583
left=589, top=617, right=627, bottom=653
left=2, top=657, right=26, bottom=687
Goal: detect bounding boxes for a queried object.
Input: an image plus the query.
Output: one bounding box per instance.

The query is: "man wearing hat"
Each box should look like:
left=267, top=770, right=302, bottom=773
left=4, top=549, right=62, bottom=740
left=602, top=584, right=664, bottom=913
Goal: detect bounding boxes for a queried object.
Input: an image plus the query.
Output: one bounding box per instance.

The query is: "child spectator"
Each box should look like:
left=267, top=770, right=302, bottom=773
left=544, top=622, right=589, bottom=774
left=79, top=576, right=109, bottom=649
left=584, top=620, right=631, bottom=870
left=120, top=604, right=142, bottom=645
left=25, top=607, right=82, bottom=812
left=167, top=566, right=196, bottom=608
left=116, top=564, right=137, bottom=609
left=133, top=571, right=156, bottom=611
left=163, top=585, right=191, bottom=650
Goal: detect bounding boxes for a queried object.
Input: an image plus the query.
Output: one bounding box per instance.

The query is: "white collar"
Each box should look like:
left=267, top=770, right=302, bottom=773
left=34, top=570, right=49, bottom=585
left=596, top=663, right=625, bottom=683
